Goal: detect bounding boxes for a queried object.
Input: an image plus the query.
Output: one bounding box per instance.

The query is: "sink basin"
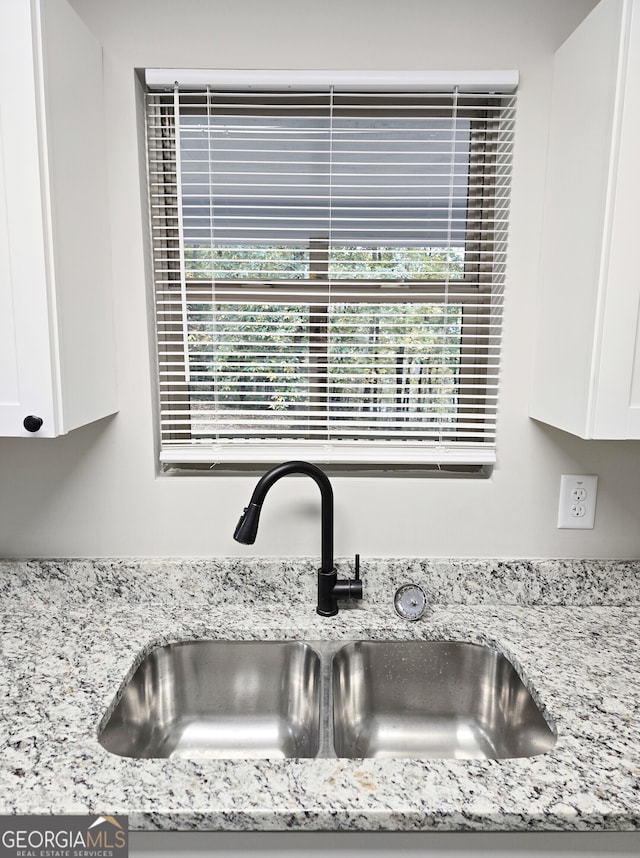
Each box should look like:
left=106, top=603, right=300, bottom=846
left=98, top=640, right=321, bottom=759
left=332, top=640, right=556, bottom=759
left=99, top=638, right=554, bottom=760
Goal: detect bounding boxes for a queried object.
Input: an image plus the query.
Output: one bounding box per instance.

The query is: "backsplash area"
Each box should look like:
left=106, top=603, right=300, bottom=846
left=3, top=557, right=639, bottom=608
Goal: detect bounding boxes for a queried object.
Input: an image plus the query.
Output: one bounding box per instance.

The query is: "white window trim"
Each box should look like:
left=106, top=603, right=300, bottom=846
left=146, top=70, right=517, bottom=468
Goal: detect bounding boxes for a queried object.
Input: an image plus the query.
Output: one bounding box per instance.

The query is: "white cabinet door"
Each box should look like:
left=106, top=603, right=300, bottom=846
left=0, top=0, right=57, bottom=436
left=0, top=0, right=117, bottom=438
left=530, top=0, right=640, bottom=439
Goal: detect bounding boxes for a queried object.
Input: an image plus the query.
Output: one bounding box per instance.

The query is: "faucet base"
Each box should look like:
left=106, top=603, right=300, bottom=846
left=316, top=606, right=339, bottom=617
left=317, top=568, right=363, bottom=616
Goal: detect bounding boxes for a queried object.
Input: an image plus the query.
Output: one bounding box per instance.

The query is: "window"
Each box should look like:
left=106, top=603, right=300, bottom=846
left=145, top=71, right=517, bottom=469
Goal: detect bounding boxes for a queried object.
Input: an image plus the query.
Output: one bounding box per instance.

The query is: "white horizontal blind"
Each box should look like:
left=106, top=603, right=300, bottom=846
left=146, top=79, right=517, bottom=465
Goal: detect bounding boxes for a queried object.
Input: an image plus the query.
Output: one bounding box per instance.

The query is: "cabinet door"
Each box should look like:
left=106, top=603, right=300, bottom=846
left=0, top=0, right=117, bottom=438
left=0, top=0, right=58, bottom=437
left=531, top=0, right=640, bottom=439
left=598, top=0, right=640, bottom=438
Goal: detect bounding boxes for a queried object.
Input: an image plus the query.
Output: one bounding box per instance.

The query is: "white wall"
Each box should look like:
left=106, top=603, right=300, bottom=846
left=4, top=0, right=640, bottom=561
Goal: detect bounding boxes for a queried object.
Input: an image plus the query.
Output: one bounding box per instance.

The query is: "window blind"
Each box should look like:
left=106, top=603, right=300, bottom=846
left=145, top=73, right=517, bottom=466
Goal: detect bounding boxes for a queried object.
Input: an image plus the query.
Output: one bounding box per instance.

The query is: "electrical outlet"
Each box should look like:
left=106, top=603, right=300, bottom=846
left=557, top=475, right=598, bottom=529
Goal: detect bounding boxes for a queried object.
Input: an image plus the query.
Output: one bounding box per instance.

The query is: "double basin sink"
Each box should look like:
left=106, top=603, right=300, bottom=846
left=99, top=639, right=556, bottom=761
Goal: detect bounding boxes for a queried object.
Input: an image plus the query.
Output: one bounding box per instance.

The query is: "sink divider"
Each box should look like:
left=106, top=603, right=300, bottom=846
left=311, top=640, right=342, bottom=759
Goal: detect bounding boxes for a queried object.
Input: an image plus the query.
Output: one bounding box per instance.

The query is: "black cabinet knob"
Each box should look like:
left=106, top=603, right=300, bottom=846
left=23, top=415, right=43, bottom=433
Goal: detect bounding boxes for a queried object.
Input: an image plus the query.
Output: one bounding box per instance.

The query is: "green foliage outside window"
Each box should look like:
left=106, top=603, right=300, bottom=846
left=184, top=244, right=465, bottom=281
left=183, top=245, right=464, bottom=438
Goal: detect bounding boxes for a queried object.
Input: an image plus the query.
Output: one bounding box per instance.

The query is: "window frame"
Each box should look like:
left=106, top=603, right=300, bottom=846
left=145, top=74, right=516, bottom=470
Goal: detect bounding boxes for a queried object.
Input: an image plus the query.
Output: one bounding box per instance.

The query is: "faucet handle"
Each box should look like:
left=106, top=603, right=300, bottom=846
left=327, top=556, right=363, bottom=609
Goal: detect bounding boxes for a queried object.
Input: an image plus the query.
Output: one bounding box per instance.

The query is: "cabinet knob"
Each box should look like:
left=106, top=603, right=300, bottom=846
left=23, top=415, right=43, bottom=433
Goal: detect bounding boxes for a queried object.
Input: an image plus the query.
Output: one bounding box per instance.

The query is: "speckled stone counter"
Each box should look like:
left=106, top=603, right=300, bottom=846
left=1, top=558, right=640, bottom=831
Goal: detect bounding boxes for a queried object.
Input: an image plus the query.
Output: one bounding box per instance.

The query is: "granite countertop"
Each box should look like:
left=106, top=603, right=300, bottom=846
left=1, top=557, right=640, bottom=831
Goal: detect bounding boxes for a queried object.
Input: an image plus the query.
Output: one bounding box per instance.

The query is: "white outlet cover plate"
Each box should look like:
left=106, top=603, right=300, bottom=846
left=557, top=474, right=598, bottom=529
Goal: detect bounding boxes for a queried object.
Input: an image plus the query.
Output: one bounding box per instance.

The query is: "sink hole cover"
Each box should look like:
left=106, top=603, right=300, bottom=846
left=393, top=584, right=427, bottom=621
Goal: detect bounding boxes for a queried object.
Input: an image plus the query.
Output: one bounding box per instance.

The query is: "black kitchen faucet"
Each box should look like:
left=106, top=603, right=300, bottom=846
left=233, top=460, right=363, bottom=616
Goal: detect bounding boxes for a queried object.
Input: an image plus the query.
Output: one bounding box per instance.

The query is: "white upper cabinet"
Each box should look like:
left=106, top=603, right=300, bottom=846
left=0, top=0, right=117, bottom=438
left=530, top=0, right=640, bottom=439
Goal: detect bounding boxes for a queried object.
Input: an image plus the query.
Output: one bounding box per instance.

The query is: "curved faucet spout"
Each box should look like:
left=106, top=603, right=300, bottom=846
left=234, top=461, right=334, bottom=574
left=233, top=461, right=362, bottom=616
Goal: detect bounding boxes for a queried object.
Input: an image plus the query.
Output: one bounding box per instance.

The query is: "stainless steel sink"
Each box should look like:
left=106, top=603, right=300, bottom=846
left=98, top=640, right=321, bottom=759
left=332, top=640, right=556, bottom=759
left=99, top=639, right=555, bottom=761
